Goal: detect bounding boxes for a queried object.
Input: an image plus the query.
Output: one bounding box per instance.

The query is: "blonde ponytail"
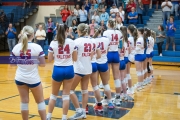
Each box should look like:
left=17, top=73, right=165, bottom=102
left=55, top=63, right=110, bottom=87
left=21, top=33, right=28, bottom=54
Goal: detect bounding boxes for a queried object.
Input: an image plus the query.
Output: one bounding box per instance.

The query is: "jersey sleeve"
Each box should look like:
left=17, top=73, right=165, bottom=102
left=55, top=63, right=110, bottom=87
left=38, top=46, right=45, bottom=57
left=11, top=45, right=18, bottom=56
left=74, top=39, right=79, bottom=51
left=135, top=39, right=142, bottom=51
left=48, top=41, right=54, bottom=53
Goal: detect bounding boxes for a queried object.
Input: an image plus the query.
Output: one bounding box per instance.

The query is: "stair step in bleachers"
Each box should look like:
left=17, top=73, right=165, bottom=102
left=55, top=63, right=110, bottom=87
left=153, top=50, right=180, bottom=57
left=153, top=56, right=180, bottom=62
left=154, top=44, right=180, bottom=51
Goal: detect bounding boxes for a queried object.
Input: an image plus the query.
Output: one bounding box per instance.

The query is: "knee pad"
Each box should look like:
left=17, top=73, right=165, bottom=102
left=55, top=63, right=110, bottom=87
left=104, top=84, right=110, bottom=91
left=70, top=90, right=74, bottom=95
left=93, top=85, right=99, bottom=91
left=114, top=79, right=121, bottom=88
left=127, top=74, right=131, bottom=80
left=21, top=103, right=28, bottom=111
left=81, top=90, right=88, bottom=94
left=62, top=95, right=70, bottom=101
left=38, top=101, right=46, bottom=110
left=136, top=71, right=142, bottom=76
left=50, top=94, right=57, bottom=101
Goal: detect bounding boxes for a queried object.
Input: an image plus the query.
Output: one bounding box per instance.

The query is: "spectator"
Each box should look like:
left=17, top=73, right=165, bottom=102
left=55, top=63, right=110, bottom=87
left=92, top=11, right=100, bottom=24
left=79, top=5, right=88, bottom=23
left=23, top=0, right=33, bottom=9
left=166, top=16, right=176, bottom=51
left=100, top=20, right=107, bottom=35
left=92, top=0, right=99, bottom=9
left=136, top=0, right=143, bottom=24
left=89, top=4, right=96, bottom=23
left=71, top=19, right=78, bottom=38
left=161, top=0, right=172, bottom=25
left=74, top=4, right=81, bottom=24
left=118, top=6, right=125, bottom=23
left=84, top=0, right=91, bottom=13
left=110, top=4, right=119, bottom=19
left=100, top=8, right=109, bottom=24
left=156, top=0, right=162, bottom=10
left=128, top=7, right=138, bottom=25
left=75, top=0, right=83, bottom=9
left=0, top=10, right=6, bottom=23
left=156, top=25, right=166, bottom=56
left=60, top=5, right=71, bottom=23
left=89, top=19, right=97, bottom=37
left=98, top=0, right=107, bottom=15
left=126, top=0, right=136, bottom=24
left=142, top=0, right=150, bottom=16
left=113, top=0, right=123, bottom=8
left=35, top=25, right=46, bottom=50
left=171, top=0, right=179, bottom=17
left=0, top=0, right=2, bottom=6
left=66, top=11, right=77, bottom=27
left=115, top=17, right=123, bottom=30
left=46, top=18, right=55, bottom=45
left=67, top=27, right=75, bottom=40
left=5, top=23, right=17, bottom=53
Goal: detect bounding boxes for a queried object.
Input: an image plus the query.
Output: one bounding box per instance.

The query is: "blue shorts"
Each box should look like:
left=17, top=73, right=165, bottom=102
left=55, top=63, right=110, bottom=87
left=107, top=52, right=120, bottom=63
left=124, top=57, right=130, bottom=64
left=97, top=62, right=108, bottom=72
left=92, top=63, right=98, bottom=73
left=52, top=65, right=74, bottom=82
left=135, top=54, right=146, bottom=62
left=15, top=80, right=41, bottom=88
left=119, top=60, right=126, bottom=70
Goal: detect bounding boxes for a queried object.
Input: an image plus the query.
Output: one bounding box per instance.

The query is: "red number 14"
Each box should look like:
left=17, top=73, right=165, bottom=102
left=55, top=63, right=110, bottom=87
left=111, top=34, right=118, bottom=41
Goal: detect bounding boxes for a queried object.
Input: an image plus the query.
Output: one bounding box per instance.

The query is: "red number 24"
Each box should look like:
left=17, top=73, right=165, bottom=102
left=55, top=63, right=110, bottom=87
left=58, top=44, right=70, bottom=54
left=111, top=34, right=118, bottom=41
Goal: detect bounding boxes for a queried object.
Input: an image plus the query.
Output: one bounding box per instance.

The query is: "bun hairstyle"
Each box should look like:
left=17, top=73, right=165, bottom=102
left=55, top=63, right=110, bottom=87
left=21, top=26, right=34, bottom=54
left=108, top=19, right=115, bottom=29
left=128, top=24, right=138, bottom=45
left=120, top=26, right=128, bottom=44
left=93, top=25, right=102, bottom=38
left=56, top=24, right=68, bottom=46
left=77, top=23, right=88, bottom=37
left=138, top=27, right=147, bottom=48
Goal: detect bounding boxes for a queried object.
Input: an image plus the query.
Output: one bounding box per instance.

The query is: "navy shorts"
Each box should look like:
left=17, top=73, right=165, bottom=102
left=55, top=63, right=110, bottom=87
left=75, top=73, right=86, bottom=77
left=124, top=57, right=130, bottom=64
left=146, top=51, right=154, bottom=58
left=15, top=80, right=41, bottom=88
left=135, top=54, right=146, bottom=62
left=97, top=62, right=108, bottom=72
left=119, top=60, right=126, bottom=70
left=52, top=65, right=74, bottom=82
left=92, top=63, right=98, bottom=73
left=107, top=52, right=120, bottom=63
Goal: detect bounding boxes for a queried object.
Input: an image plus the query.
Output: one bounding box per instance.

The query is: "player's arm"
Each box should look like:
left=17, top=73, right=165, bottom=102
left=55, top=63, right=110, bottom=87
left=96, top=43, right=101, bottom=59
left=48, top=52, right=54, bottom=63
left=38, top=56, right=46, bottom=67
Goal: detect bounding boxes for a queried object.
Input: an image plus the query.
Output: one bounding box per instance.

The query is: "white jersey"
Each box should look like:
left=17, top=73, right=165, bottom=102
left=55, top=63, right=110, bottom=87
left=128, top=36, right=135, bottom=62
left=135, top=36, right=144, bottom=54
left=12, top=43, right=45, bottom=84
left=91, top=38, right=100, bottom=63
left=96, top=37, right=110, bottom=64
left=123, top=41, right=129, bottom=57
left=48, top=38, right=75, bottom=66
left=103, top=29, right=122, bottom=52
left=73, top=37, right=93, bottom=75
left=146, top=36, right=154, bottom=54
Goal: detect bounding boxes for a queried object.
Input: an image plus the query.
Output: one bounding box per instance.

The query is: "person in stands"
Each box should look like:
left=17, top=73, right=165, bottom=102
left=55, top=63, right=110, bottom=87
left=65, top=11, right=77, bottom=27
left=126, top=0, right=136, bottom=24
left=142, top=0, right=150, bottom=16
left=128, top=7, right=138, bottom=25
left=23, top=0, right=33, bottom=9
left=61, top=5, right=71, bottom=23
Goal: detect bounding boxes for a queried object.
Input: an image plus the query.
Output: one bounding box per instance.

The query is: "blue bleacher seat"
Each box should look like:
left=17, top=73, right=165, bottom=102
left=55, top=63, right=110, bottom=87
left=154, top=44, right=180, bottom=51
left=153, top=56, right=180, bottom=62
left=154, top=50, right=180, bottom=57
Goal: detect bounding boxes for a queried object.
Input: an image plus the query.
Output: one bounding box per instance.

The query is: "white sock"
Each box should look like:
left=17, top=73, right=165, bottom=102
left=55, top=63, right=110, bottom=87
left=47, top=113, right=52, bottom=118
left=82, top=108, right=86, bottom=113
left=62, top=115, right=67, bottom=120
left=76, top=108, right=82, bottom=113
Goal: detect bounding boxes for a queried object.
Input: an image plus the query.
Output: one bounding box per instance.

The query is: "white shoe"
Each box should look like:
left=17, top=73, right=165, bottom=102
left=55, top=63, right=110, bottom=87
left=101, top=98, right=108, bottom=106
left=69, top=111, right=85, bottom=120
left=142, top=81, right=147, bottom=86
left=127, top=88, right=134, bottom=95
left=112, top=96, right=121, bottom=106
left=99, top=82, right=104, bottom=89
left=136, top=83, right=143, bottom=91
left=159, top=53, right=162, bottom=56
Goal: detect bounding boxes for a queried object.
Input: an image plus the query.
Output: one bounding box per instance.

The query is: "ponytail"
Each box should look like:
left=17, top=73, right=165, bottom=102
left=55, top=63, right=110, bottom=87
left=56, top=24, right=67, bottom=46
left=77, top=23, right=88, bottom=37
left=108, top=19, right=115, bottom=28
left=128, top=24, right=138, bottom=46
left=93, top=26, right=102, bottom=38
left=21, top=33, right=28, bottom=54
left=120, top=26, right=128, bottom=44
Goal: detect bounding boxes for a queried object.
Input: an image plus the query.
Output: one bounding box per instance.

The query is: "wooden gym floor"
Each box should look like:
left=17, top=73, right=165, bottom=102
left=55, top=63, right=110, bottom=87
left=0, top=52, right=180, bottom=120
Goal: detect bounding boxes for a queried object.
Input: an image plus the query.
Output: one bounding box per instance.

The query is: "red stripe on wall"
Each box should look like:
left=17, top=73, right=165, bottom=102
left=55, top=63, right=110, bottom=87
left=2, top=2, right=75, bottom=6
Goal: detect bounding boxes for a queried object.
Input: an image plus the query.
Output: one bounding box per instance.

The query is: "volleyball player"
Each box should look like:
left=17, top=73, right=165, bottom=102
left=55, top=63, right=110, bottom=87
left=11, top=26, right=46, bottom=120
left=69, top=23, right=93, bottom=119
left=126, top=24, right=138, bottom=94
left=46, top=24, right=77, bottom=120
left=102, top=19, right=122, bottom=105
left=93, top=25, right=114, bottom=109
left=134, top=28, right=146, bottom=90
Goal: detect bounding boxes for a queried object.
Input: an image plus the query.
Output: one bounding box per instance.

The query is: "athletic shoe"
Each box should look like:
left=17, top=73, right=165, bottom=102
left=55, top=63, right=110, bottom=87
left=107, top=102, right=115, bottom=109
left=142, top=80, right=147, bottom=86
left=46, top=118, right=51, bottom=120
left=160, top=53, right=162, bottom=56
left=127, top=88, right=134, bottom=95
left=86, top=105, right=89, bottom=114
left=83, top=110, right=87, bottom=119
left=101, top=98, right=108, bottom=106
left=99, top=82, right=104, bottom=89
left=136, top=83, right=143, bottom=91
left=112, top=96, right=121, bottom=106
left=94, top=104, right=103, bottom=111
left=69, top=111, right=84, bottom=120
